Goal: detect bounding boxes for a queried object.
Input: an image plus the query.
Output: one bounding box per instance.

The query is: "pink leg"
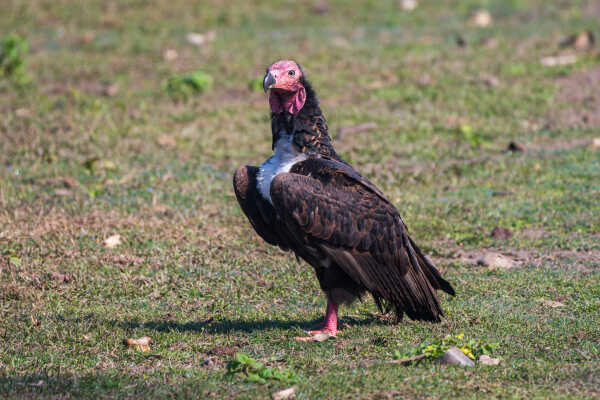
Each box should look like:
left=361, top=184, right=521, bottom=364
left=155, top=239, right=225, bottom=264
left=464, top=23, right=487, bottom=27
left=295, top=300, right=338, bottom=341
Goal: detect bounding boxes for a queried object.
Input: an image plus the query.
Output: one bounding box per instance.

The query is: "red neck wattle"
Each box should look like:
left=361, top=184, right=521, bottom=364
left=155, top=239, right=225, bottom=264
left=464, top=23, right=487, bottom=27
left=269, top=86, right=306, bottom=115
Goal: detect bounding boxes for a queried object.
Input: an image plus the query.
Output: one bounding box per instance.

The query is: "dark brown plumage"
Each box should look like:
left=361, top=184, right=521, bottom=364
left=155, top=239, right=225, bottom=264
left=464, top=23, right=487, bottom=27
left=234, top=61, right=454, bottom=336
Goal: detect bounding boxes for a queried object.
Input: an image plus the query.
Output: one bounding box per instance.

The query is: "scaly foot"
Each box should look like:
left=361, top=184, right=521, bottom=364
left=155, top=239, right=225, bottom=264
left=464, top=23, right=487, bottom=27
left=294, top=300, right=339, bottom=341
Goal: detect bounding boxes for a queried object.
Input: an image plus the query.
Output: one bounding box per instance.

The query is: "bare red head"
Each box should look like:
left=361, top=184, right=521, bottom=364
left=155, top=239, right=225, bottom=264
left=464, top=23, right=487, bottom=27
left=263, top=60, right=306, bottom=115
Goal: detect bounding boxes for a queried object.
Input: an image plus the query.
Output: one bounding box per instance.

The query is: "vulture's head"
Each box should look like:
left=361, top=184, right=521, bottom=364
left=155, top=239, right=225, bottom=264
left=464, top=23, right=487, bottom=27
left=263, top=59, right=306, bottom=115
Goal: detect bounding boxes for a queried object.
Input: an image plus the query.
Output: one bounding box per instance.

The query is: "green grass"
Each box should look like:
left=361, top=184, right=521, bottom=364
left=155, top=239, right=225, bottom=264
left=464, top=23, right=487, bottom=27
left=1, top=0, right=599, bottom=398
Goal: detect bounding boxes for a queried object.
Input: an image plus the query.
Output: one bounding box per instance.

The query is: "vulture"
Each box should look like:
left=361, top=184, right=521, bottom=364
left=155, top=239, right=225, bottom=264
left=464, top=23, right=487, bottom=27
left=234, top=60, right=455, bottom=340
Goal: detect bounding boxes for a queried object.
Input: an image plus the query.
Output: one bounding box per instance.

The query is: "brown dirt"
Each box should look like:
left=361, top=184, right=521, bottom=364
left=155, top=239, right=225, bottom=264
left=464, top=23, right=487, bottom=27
left=550, top=66, right=600, bottom=129
left=584, top=1, right=600, bottom=17
left=433, top=245, right=600, bottom=271
left=207, top=345, right=238, bottom=357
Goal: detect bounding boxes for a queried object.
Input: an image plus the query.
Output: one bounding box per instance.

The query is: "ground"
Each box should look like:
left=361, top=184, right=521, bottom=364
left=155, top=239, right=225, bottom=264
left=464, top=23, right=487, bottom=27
left=1, top=0, right=599, bottom=398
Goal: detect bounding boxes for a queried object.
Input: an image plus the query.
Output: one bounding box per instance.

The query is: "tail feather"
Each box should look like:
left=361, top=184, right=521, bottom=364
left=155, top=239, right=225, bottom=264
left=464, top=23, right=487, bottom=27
left=408, top=236, right=455, bottom=296
left=370, top=235, right=455, bottom=323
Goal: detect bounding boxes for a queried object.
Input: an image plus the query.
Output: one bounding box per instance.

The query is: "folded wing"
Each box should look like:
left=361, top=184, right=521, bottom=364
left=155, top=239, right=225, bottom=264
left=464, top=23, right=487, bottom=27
left=270, top=158, right=454, bottom=321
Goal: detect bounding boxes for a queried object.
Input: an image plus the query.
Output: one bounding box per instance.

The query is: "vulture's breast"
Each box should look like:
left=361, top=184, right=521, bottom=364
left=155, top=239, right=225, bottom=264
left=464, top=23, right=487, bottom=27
left=257, top=132, right=307, bottom=204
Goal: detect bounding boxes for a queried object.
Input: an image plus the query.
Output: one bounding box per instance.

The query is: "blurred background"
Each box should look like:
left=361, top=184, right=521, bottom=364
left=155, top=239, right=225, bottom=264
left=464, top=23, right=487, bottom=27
left=1, top=1, right=599, bottom=398
left=2, top=0, right=598, bottom=251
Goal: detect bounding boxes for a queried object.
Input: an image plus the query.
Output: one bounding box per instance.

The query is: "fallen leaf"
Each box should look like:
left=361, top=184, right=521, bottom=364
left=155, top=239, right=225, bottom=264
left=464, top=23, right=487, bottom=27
left=272, top=386, right=296, bottom=400
left=104, top=83, right=119, bottom=97
left=400, top=0, right=417, bottom=11
left=507, top=141, right=526, bottom=152
left=153, top=204, right=172, bottom=214
left=294, top=332, right=334, bottom=342
left=78, top=31, right=94, bottom=44
left=477, top=252, right=517, bottom=269
left=311, top=1, right=329, bottom=14
left=481, top=74, right=500, bottom=88
left=15, top=108, right=30, bottom=118
left=186, top=31, right=216, bottom=46
left=163, top=48, right=178, bottom=61
left=482, top=37, right=499, bottom=49
left=202, top=356, right=220, bottom=368
left=540, top=55, right=577, bottom=67
left=312, top=332, right=333, bottom=342
left=157, top=134, right=176, bottom=147
left=111, top=255, right=144, bottom=265
left=560, top=31, right=595, bottom=51
left=104, top=234, right=121, bottom=248
left=478, top=355, right=501, bottom=365
left=49, top=271, right=71, bottom=283
left=43, top=176, right=79, bottom=188
left=541, top=300, right=565, bottom=308
left=54, top=188, right=73, bottom=197
left=124, top=336, right=152, bottom=352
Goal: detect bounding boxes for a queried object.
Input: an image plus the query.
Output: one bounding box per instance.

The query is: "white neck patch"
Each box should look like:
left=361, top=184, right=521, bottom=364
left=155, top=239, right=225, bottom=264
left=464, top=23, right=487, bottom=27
left=257, top=134, right=307, bottom=204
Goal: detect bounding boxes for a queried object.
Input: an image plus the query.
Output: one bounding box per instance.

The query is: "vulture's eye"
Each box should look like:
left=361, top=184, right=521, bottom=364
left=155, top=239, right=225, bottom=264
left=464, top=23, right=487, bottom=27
left=288, top=70, right=295, bottom=76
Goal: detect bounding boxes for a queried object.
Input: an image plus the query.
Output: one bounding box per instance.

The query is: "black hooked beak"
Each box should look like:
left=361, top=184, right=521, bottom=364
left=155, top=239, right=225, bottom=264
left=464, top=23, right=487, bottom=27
left=263, top=72, right=276, bottom=93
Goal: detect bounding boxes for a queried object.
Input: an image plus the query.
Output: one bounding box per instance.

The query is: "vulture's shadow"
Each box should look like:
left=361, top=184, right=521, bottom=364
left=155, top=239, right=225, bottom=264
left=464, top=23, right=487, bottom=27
left=114, top=315, right=383, bottom=334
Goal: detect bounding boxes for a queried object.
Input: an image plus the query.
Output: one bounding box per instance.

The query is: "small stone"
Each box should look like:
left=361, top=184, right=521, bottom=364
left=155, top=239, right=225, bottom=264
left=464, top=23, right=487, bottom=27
left=478, top=355, right=501, bottom=365
left=477, top=252, right=516, bottom=269
left=436, top=347, right=475, bottom=366
left=591, top=138, right=600, bottom=149
left=471, top=10, right=492, bottom=27
left=272, top=386, right=296, bottom=400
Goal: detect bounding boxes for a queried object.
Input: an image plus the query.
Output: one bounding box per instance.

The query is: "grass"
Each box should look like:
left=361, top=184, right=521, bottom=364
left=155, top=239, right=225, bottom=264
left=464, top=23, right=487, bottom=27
left=1, top=0, right=599, bottom=398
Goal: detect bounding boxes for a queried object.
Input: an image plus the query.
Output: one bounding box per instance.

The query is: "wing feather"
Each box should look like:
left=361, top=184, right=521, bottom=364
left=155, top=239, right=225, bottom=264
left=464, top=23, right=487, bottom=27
left=270, top=158, right=454, bottom=321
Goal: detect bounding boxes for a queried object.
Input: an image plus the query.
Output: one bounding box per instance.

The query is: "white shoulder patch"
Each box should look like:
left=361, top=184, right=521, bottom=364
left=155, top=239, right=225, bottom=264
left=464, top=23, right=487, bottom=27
left=257, top=134, right=307, bottom=204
